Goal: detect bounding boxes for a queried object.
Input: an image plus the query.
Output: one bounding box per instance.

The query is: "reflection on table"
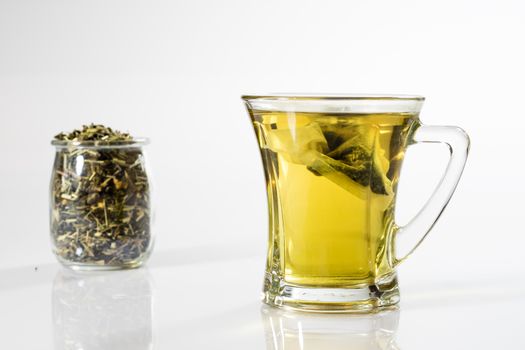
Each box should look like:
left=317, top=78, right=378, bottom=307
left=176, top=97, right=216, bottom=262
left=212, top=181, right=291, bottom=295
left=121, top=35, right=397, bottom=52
left=52, top=267, right=154, bottom=350
left=262, top=306, right=399, bottom=350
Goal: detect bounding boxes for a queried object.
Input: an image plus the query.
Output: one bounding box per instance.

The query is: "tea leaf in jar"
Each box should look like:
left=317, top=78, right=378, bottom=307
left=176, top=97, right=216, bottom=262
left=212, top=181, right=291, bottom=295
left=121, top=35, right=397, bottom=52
left=51, top=124, right=151, bottom=267
left=54, top=124, right=132, bottom=143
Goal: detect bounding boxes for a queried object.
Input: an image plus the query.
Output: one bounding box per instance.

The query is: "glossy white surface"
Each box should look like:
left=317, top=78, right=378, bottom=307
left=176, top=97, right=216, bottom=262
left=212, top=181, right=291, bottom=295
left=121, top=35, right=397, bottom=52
left=1, top=246, right=524, bottom=349
left=1, top=0, right=525, bottom=347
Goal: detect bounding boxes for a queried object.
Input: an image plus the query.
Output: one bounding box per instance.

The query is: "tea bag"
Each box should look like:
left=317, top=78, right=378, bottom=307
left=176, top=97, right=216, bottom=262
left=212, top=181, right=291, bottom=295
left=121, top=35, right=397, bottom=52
left=264, top=122, right=392, bottom=198
left=265, top=123, right=328, bottom=164
left=321, top=124, right=392, bottom=195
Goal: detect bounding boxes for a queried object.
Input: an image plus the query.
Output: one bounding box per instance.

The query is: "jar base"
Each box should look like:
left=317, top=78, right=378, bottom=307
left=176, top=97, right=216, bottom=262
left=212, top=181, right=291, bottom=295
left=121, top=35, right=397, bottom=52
left=56, top=256, right=147, bottom=271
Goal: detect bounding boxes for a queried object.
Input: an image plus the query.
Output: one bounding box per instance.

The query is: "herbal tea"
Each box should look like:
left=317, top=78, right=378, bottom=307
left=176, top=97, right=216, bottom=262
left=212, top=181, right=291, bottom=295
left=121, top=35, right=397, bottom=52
left=251, top=111, right=417, bottom=287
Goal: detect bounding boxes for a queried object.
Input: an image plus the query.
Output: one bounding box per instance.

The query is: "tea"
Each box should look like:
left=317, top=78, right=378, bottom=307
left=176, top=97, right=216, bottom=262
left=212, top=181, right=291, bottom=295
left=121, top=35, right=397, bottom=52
left=250, top=111, right=417, bottom=287
left=50, top=124, right=152, bottom=269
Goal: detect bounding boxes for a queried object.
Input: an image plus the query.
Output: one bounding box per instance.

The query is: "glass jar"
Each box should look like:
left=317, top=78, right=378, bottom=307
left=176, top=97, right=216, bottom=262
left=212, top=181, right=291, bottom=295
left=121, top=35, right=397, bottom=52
left=50, top=138, right=153, bottom=270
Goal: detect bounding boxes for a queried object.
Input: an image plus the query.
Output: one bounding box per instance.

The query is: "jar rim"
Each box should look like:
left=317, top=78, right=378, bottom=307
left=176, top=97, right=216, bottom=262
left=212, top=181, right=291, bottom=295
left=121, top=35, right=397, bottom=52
left=51, top=137, right=150, bottom=149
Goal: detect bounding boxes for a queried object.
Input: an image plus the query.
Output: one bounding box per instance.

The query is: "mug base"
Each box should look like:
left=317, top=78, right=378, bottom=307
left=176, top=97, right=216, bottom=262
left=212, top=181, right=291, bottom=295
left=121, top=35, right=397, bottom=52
left=263, top=273, right=400, bottom=313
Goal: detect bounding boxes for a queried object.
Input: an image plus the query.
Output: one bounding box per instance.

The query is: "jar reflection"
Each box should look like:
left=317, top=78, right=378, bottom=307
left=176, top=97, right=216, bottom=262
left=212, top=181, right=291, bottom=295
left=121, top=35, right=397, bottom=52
left=261, top=306, right=400, bottom=350
left=52, top=268, right=154, bottom=350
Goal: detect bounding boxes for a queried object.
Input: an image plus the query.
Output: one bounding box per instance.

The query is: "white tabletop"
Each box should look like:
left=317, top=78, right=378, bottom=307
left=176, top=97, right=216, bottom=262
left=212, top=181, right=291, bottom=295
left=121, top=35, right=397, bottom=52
left=1, top=244, right=524, bottom=350
left=1, top=0, right=524, bottom=348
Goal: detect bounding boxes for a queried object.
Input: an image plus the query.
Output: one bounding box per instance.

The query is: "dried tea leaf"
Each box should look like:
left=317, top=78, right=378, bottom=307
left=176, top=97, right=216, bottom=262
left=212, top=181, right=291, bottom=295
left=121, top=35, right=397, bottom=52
left=51, top=124, right=151, bottom=267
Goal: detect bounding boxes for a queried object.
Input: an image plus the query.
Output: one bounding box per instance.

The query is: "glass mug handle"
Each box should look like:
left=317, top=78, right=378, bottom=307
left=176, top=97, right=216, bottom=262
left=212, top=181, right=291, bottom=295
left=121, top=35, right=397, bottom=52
left=393, top=124, right=470, bottom=266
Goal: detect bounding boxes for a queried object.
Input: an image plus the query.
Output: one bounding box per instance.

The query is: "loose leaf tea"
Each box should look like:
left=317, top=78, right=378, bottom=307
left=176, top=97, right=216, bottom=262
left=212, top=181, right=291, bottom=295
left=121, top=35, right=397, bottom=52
left=51, top=124, right=151, bottom=267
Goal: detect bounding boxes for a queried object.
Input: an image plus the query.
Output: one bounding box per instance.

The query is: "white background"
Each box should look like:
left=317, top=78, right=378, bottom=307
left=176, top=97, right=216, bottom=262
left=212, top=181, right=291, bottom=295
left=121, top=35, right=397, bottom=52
left=1, top=0, right=524, bottom=285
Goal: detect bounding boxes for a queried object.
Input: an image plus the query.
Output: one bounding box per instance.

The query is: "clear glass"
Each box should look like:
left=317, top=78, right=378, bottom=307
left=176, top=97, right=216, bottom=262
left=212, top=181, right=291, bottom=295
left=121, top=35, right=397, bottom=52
left=49, top=139, right=154, bottom=270
left=243, top=94, right=470, bottom=312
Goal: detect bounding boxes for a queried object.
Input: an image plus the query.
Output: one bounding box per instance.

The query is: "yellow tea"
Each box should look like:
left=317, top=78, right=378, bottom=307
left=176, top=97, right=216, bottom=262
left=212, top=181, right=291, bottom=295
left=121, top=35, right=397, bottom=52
left=250, top=111, right=417, bottom=288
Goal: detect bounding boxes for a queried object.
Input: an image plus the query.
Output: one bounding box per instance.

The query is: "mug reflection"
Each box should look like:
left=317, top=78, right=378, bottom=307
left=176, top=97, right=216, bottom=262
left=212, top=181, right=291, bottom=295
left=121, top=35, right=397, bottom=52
left=262, top=306, right=400, bottom=350
left=52, top=268, right=154, bottom=350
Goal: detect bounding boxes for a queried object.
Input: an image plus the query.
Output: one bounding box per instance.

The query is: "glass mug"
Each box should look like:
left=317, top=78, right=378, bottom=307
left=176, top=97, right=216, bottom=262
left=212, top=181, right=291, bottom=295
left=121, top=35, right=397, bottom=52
left=243, top=94, right=470, bottom=312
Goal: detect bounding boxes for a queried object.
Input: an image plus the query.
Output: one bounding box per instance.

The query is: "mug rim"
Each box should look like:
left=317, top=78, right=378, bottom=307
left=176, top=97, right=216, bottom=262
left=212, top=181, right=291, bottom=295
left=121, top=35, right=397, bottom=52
left=242, top=94, right=424, bottom=114
left=241, top=93, right=425, bottom=101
